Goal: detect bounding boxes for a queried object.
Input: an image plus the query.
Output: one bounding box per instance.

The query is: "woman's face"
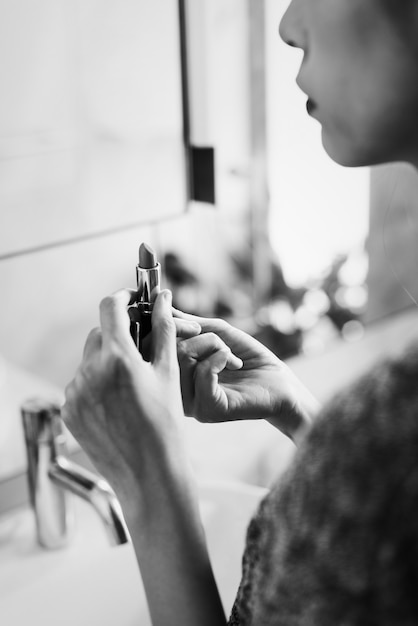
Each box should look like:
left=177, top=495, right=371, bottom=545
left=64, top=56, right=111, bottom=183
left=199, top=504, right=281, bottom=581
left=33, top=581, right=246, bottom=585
left=279, top=0, right=418, bottom=167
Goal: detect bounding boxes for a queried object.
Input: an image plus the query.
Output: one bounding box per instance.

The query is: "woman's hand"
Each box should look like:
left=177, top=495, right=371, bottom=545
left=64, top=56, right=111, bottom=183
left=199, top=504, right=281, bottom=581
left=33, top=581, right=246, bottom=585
left=174, top=309, right=320, bottom=443
left=62, top=289, right=187, bottom=497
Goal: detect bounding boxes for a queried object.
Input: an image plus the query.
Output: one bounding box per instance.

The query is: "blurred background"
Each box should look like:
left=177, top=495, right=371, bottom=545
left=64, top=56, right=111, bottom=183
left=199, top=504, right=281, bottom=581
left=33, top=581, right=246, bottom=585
left=1, top=0, right=418, bottom=500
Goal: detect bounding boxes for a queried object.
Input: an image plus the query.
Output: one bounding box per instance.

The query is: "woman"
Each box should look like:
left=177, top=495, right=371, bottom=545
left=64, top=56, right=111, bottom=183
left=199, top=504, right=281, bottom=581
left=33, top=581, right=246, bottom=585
left=62, top=1, right=418, bottom=624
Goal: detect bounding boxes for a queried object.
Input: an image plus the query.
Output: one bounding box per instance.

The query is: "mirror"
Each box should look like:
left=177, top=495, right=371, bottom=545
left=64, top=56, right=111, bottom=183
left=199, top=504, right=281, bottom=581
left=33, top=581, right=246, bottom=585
left=0, top=0, right=186, bottom=260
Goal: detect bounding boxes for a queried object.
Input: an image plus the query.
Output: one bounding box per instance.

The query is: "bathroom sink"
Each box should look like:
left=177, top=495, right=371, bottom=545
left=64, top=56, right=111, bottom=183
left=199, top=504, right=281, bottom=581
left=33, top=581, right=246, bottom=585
left=0, top=480, right=267, bottom=626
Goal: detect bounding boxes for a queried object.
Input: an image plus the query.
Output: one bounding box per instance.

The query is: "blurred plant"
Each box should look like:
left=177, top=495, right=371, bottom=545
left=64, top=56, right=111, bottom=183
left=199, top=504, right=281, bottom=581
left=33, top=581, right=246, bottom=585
left=163, top=244, right=368, bottom=361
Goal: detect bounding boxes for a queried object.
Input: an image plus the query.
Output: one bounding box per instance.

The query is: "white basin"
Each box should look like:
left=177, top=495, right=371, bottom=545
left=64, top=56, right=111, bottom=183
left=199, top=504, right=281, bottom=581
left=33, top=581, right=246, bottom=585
left=0, top=481, right=267, bottom=626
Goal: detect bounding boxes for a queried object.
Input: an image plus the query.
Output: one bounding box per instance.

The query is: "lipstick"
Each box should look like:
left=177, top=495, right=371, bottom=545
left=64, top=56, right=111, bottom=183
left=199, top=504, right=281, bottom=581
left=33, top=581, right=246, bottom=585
left=130, top=242, right=161, bottom=356
left=306, top=98, right=318, bottom=115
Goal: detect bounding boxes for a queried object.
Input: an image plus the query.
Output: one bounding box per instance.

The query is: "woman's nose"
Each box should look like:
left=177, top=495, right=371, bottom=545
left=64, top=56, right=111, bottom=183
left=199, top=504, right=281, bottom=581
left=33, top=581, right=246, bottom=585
left=278, top=0, right=304, bottom=49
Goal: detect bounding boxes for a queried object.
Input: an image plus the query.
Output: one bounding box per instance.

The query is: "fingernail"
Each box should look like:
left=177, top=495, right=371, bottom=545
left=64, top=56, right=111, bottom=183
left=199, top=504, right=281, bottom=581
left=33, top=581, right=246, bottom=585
left=229, top=356, right=244, bottom=370
left=162, top=289, right=172, bottom=303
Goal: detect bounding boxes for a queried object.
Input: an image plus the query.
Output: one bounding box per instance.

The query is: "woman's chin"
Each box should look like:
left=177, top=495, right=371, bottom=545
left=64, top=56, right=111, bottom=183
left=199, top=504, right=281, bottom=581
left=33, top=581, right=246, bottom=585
left=321, top=132, right=380, bottom=168
left=321, top=129, right=416, bottom=169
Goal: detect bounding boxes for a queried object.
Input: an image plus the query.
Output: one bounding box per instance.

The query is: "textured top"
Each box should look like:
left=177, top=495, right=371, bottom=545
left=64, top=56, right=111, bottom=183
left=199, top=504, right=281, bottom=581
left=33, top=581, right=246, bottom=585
left=228, top=341, right=418, bottom=625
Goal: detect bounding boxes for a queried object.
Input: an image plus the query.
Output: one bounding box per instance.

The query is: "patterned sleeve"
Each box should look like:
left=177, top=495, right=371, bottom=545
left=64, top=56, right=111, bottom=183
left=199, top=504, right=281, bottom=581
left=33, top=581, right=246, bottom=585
left=229, top=342, right=418, bottom=625
left=228, top=496, right=271, bottom=625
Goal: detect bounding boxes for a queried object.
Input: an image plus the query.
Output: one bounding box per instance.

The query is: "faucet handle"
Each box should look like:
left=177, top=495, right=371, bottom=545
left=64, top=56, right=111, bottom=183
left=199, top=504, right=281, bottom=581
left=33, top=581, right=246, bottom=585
left=21, top=397, right=64, bottom=447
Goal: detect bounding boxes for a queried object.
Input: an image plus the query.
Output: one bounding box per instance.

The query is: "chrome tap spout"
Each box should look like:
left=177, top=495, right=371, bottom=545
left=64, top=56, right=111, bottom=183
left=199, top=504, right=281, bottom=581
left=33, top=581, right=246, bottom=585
left=21, top=398, right=129, bottom=549
left=49, top=456, right=129, bottom=546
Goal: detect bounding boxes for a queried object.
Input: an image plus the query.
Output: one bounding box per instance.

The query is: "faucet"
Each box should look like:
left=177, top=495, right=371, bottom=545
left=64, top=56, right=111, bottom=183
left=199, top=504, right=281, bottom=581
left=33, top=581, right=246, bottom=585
left=21, top=398, right=130, bottom=549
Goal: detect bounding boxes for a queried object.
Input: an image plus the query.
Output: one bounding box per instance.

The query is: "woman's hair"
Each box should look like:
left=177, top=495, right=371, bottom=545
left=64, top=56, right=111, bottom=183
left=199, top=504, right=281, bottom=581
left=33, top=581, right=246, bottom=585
left=253, top=342, right=418, bottom=625
left=381, top=0, right=418, bottom=37
left=381, top=0, right=414, bottom=16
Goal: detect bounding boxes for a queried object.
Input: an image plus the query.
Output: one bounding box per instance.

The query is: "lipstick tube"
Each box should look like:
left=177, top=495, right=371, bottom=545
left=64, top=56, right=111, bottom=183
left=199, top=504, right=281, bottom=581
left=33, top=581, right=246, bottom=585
left=131, top=243, right=161, bottom=358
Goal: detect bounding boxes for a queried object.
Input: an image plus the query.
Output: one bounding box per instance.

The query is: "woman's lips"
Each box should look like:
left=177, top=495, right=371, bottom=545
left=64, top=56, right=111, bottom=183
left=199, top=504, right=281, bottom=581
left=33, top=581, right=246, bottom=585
left=295, top=73, right=318, bottom=116
left=306, top=98, right=318, bottom=115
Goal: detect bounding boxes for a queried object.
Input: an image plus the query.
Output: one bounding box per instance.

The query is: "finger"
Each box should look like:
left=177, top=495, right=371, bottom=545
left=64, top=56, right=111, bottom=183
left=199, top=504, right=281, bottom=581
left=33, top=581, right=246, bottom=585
left=178, top=346, right=196, bottom=416
left=62, top=379, right=81, bottom=435
left=83, top=327, right=102, bottom=360
left=198, top=349, right=231, bottom=375
left=193, top=352, right=229, bottom=419
left=172, top=307, right=211, bottom=325
left=173, top=307, right=262, bottom=358
left=177, top=333, right=243, bottom=370
left=180, top=349, right=229, bottom=419
left=174, top=318, right=202, bottom=339
left=151, top=290, right=178, bottom=369
left=172, top=308, right=232, bottom=338
left=99, top=289, right=138, bottom=350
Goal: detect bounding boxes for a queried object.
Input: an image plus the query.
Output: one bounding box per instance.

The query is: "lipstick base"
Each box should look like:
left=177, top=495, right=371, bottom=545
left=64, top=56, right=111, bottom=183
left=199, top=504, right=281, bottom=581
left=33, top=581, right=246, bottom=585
left=138, top=310, right=152, bottom=358
left=130, top=305, right=153, bottom=360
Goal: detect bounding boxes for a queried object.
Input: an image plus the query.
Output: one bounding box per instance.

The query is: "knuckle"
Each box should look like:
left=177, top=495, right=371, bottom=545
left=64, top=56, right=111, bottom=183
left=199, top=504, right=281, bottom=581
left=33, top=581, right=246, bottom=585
left=157, top=316, right=176, bottom=336
left=174, top=318, right=188, bottom=330
left=89, top=326, right=102, bottom=340
left=95, top=339, right=132, bottom=382
left=160, top=355, right=180, bottom=380
left=106, top=348, right=131, bottom=376
left=176, top=339, right=189, bottom=359
left=64, top=380, right=77, bottom=404
left=173, top=318, right=183, bottom=331
left=206, top=332, right=227, bottom=351
left=61, top=399, right=71, bottom=425
left=84, top=327, right=102, bottom=355
left=99, top=295, right=116, bottom=315
left=177, top=348, right=195, bottom=369
left=213, top=317, right=229, bottom=331
left=62, top=384, right=78, bottom=425
left=220, top=345, right=232, bottom=357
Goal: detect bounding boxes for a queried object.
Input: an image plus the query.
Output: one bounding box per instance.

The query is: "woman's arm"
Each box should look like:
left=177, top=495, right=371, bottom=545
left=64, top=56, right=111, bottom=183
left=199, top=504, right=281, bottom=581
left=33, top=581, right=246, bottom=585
left=119, top=457, right=226, bottom=626
left=62, top=289, right=226, bottom=626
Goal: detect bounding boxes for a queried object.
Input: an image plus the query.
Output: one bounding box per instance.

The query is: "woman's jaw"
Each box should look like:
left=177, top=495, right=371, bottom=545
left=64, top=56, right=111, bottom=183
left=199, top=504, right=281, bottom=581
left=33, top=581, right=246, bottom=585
left=304, top=95, right=418, bottom=170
